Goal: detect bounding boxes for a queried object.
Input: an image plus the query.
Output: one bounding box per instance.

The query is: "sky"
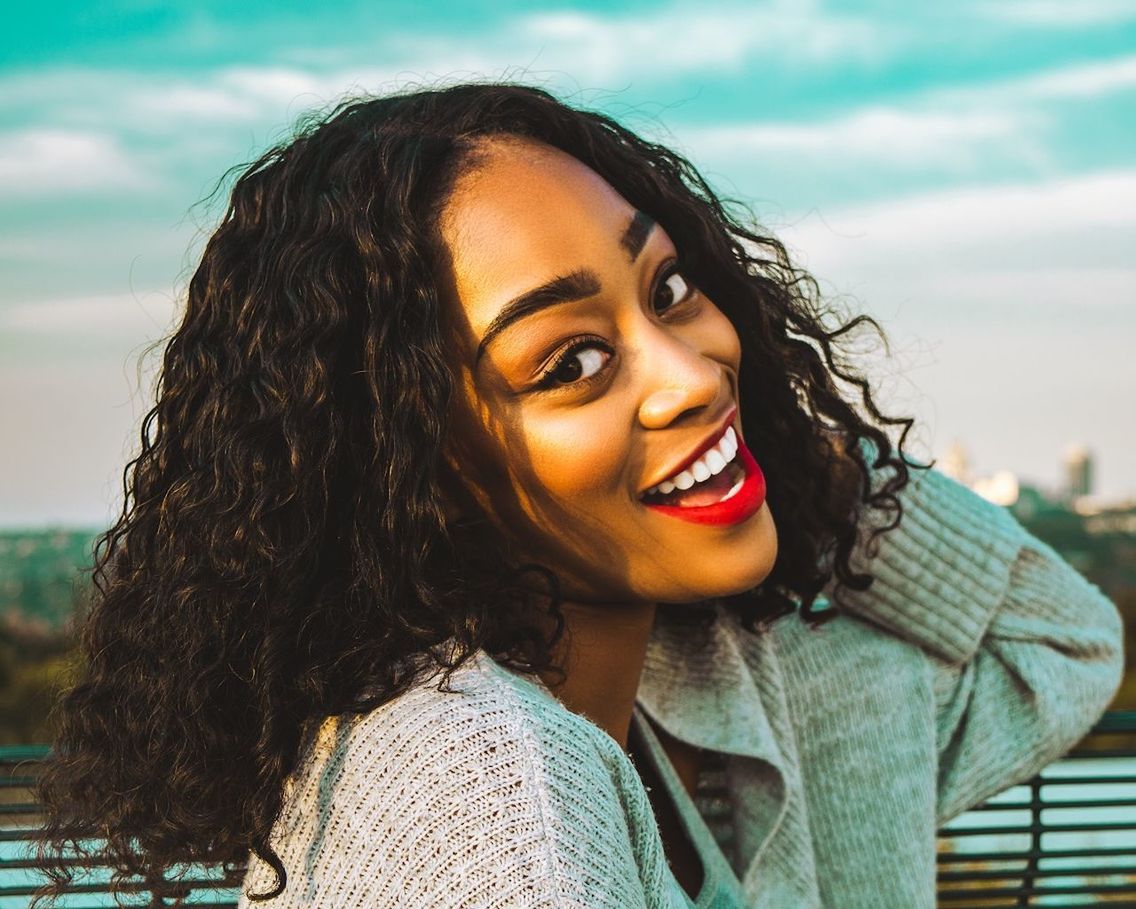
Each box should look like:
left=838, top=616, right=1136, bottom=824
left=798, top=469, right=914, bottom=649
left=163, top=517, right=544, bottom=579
left=2, top=0, right=1135, bottom=527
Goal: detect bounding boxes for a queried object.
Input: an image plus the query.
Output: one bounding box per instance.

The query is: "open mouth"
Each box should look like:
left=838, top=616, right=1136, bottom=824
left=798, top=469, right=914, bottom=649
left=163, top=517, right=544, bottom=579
left=640, top=425, right=745, bottom=509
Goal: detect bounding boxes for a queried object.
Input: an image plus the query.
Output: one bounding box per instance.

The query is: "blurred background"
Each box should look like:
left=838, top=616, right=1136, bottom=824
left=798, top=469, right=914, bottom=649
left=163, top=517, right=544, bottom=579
left=0, top=0, right=1133, bottom=743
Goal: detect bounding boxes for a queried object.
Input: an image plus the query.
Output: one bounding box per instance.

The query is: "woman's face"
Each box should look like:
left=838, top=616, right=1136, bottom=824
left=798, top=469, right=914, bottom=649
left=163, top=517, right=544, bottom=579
left=438, top=137, right=777, bottom=605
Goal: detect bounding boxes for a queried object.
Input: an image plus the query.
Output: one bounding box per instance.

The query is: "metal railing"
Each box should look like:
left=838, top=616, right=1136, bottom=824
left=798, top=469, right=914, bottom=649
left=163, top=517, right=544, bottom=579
left=0, top=746, right=239, bottom=909
left=2, top=712, right=1134, bottom=907
left=935, top=710, right=1136, bottom=908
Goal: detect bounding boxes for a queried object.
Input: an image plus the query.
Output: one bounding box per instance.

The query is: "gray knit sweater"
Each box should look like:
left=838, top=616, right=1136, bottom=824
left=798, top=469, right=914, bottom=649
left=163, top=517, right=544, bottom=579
left=239, top=467, right=1125, bottom=907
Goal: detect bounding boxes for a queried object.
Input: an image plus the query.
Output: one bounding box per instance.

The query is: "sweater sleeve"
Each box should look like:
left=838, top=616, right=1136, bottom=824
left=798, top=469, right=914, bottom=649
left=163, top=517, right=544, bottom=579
left=239, top=663, right=681, bottom=909
left=833, top=464, right=1125, bottom=825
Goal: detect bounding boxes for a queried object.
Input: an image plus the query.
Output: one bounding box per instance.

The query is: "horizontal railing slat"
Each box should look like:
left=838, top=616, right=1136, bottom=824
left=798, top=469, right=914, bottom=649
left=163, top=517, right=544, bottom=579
left=938, top=845, right=1136, bottom=863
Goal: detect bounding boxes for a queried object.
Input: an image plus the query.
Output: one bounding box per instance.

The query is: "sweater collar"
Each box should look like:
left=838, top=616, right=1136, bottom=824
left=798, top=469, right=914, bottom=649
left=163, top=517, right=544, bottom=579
left=636, top=605, right=808, bottom=892
left=635, top=604, right=787, bottom=770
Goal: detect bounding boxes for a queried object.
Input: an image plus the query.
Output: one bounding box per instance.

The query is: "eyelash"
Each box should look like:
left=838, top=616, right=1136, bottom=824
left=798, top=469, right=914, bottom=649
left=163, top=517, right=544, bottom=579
left=533, top=336, right=615, bottom=391
left=532, top=260, right=696, bottom=393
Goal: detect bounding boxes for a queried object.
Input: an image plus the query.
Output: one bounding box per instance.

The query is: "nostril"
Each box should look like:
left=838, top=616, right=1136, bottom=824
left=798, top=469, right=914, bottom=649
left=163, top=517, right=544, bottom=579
left=637, top=388, right=698, bottom=430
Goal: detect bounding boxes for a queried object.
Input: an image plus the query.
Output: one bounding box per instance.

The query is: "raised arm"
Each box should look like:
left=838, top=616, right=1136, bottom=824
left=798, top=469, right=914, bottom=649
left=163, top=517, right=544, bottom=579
left=834, top=464, right=1124, bottom=823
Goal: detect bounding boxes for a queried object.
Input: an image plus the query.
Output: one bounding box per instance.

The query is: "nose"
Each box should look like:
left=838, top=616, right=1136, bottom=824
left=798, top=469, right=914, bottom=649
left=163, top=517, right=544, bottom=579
left=636, top=333, right=724, bottom=431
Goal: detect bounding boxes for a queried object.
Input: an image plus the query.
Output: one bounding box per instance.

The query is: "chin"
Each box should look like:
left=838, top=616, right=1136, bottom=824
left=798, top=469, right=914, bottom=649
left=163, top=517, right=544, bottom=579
left=653, top=503, right=779, bottom=604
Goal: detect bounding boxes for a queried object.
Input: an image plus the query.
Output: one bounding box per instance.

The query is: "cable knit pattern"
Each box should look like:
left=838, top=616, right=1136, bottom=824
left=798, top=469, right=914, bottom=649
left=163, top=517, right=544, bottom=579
left=836, top=459, right=1026, bottom=665
left=238, top=469, right=1124, bottom=908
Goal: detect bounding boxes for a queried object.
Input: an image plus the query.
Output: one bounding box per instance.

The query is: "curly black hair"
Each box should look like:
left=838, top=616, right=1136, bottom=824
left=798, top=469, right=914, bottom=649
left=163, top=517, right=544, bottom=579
left=34, top=82, right=919, bottom=905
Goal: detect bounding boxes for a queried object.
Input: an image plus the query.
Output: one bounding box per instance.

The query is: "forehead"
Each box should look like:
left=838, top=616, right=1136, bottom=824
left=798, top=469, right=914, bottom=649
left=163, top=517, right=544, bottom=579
left=438, top=138, right=637, bottom=338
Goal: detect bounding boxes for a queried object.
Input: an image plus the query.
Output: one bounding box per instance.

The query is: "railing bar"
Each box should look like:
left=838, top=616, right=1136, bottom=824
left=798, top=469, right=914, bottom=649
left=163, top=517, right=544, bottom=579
left=938, top=901, right=1136, bottom=909
left=0, top=829, right=47, bottom=842
left=941, top=863, right=1136, bottom=881
left=0, top=747, right=51, bottom=762
left=0, top=903, right=240, bottom=908
left=938, top=881, right=1136, bottom=900
left=970, top=797, right=1136, bottom=811
left=0, top=859, right=241, bottom=882
left=0, top=878, right=241, bottom=897
left=938, top=903, right=1136, bottom=909
left=944, top=820, right=1136, bottom=835
left=1030, top=775, right=1136, bottom=785
left=0, top=901, right=240, bottom=907
left=0, top=857, right=119, bottom=871
left=938, top=846, right=1136, bottom=863
left=1017, top=774, right=1042, bottom=906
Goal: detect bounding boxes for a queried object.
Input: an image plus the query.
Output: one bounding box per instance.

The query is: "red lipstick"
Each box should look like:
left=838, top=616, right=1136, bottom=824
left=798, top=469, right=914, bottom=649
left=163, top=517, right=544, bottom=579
left=643, top=436, right=766, bottom=526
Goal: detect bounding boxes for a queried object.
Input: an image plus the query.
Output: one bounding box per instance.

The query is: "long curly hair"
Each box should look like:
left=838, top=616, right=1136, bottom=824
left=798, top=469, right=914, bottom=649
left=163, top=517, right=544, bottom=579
left=35, top=83, right=919, bottom=905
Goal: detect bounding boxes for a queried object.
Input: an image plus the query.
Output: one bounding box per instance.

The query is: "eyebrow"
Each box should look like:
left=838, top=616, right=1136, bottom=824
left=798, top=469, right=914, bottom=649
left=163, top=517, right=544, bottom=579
left=621, top=209, right=655, bottom=261
left=475, top=270, right=601, bottom=363
left=474, top=210, right=657, bottom=363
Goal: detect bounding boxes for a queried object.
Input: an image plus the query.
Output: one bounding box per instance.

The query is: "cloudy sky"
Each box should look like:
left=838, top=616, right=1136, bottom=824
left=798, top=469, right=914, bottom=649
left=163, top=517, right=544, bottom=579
left=2, top=0, right=1134, bottom=527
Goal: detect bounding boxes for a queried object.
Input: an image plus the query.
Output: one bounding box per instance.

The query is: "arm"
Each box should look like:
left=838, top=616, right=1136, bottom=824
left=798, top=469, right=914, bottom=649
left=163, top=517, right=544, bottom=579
left=833, top=464, right=1124, bottom=824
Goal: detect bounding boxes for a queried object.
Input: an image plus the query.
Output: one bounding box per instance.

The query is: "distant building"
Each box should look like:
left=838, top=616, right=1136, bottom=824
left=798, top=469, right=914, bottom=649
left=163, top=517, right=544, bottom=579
left=973, top=470, right=1020, bottom=507
left=1010, top=484, right=1050, bottom=523
left=1064, top=445, right=1094, bottom=499
left=939, top=441, right=973, bottom=486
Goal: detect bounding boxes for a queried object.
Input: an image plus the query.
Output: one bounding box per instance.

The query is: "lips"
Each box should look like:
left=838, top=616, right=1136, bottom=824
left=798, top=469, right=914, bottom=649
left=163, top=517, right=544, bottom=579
left=643, top=436, right=765, bottom=526
left=639, top=408, right=738, bottom=497
left=639, top=413, right=767, bottom=527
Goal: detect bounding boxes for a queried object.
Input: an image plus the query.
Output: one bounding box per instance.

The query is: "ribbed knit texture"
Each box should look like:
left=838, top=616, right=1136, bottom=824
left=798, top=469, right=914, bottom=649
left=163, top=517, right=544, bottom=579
left=239, top=469, right=1124, bottom=907
left=239, top=654, right=684, bottom=908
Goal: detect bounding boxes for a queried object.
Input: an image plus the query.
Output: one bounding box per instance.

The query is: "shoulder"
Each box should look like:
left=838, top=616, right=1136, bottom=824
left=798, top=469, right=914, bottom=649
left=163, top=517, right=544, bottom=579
left=242, top=653, right=660, bottom=907
left=296, top=651, right=634, bottom=820
left=346, top=651, right=629, bottom=776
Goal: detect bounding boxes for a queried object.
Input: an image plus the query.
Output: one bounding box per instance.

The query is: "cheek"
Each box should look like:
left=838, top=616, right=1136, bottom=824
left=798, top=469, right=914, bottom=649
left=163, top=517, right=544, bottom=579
left=516, top=410, right=630, bottom=505
left=706, top=301, right=743, bottom=369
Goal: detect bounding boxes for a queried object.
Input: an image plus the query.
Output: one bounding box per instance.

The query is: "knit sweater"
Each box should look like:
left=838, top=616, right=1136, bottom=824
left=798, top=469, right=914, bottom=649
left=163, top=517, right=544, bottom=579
left=238, top=467, right=1125, bottom=907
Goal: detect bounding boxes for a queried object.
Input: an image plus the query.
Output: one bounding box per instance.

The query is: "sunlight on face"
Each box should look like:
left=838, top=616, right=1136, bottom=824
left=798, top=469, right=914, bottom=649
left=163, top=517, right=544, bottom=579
left=439, top=137, right=777, bottom=605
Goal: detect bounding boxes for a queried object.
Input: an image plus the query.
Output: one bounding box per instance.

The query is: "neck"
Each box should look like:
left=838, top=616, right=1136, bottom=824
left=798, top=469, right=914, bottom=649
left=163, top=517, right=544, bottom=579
left=540, top=598, right=657, bottom=749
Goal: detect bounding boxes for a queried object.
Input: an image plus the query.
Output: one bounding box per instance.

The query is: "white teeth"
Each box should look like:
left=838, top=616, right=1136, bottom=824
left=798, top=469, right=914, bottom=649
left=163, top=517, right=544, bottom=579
left=643, top=424, right=743, bottom=498
left=721, top=475, right=745, bottom=502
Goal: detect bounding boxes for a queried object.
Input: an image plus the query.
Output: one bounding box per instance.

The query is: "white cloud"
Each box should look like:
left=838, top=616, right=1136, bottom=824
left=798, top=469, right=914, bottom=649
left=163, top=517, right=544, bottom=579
left=685, top=106, right=1041, bottom=167
left=0, top=129, right=154, bottom=195
left=976, top=0, right=1136, bottom=26
left=679, top=54, right=1135, bottom=183
left=769, top=172, right=1136, bottom=499
left=779, top=169, right=1136, bottom=275
left=0, top=2, right=895, bottom=138
left=514, top=2, right=889, bottom=81
left=2, top=291, right=179, bottom=338
left=935, top=54, right=1136, bottom=104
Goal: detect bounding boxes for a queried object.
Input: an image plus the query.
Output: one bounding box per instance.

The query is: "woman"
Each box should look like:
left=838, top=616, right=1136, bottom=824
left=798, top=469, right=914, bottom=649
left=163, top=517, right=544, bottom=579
left=36, top=84, right=1123, bottom=908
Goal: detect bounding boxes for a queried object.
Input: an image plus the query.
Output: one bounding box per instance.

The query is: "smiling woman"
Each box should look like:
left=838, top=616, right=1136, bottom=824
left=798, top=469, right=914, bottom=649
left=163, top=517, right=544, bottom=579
left=32, top=84, right=1123, bottom=909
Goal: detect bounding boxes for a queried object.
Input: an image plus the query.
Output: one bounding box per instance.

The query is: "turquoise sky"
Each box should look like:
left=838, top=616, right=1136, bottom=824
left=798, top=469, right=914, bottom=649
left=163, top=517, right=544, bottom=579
left=2, top=1, right=1134, bottom=526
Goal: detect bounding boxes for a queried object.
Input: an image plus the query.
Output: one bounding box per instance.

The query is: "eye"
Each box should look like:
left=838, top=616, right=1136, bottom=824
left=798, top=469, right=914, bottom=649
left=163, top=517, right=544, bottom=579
left=653, top=265, right=694, bottom=314
left=536, top=339, right=612, bottom=390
